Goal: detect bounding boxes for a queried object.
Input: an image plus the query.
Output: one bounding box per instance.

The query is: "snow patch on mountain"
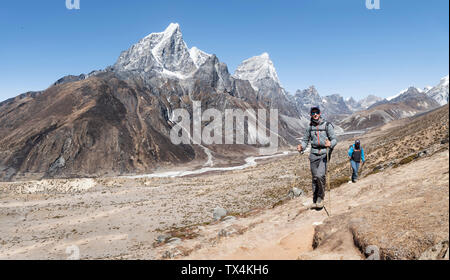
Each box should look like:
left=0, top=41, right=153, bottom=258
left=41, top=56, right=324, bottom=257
left=358, top=95, right=383, bottom=109
left=189, top=47, right=212, bottom=68
left=423, top=86, right=433, bottom=93
left=386, top=75, right=448, bottom=106
left=114, top=23, right=213, bottom=80
left=233, top=53, right=281, bottom=91
left=426, top=75, right=449, bottom=106
left=387, top=88, right=408, bottom=101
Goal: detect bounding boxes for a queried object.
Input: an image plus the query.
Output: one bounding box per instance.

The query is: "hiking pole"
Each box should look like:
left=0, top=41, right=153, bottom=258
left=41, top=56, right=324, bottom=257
left=294, top=150, right=305, bottom=187
left=288, top=150, right=308, bottom=222
left=325, top=147, right=331, bottom=217
left=350, top=160, right=353, bottom=181
left=359, top=161, right=365, bottom=178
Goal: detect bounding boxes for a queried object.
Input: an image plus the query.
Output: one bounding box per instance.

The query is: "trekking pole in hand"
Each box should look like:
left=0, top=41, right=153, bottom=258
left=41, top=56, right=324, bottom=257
left=288, top=147, right=310, bottom=222
left=295, top=145, right=305, bottom=186
left=350, top=160, right=353, bottom=181
left=359, top=161, right=365, bottom=178
left=295, top=150, right=304, bottom=188
left=325, top=147, right=331, bottom=217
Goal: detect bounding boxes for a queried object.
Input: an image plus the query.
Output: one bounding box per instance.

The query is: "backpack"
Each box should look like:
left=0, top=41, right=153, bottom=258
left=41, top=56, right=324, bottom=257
left=308, top=121, right=334, bottom=158
left=308, top=121, right=333, bottom=140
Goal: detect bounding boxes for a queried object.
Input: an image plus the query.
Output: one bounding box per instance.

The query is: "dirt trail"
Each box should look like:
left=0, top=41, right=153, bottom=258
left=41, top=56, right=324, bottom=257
left=153, top=150, right=449, bottom=260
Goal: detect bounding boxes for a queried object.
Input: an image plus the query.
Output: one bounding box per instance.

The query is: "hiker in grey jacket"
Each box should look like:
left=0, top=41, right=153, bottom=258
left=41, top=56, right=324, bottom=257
left=297, top=106, right=338, bottom=209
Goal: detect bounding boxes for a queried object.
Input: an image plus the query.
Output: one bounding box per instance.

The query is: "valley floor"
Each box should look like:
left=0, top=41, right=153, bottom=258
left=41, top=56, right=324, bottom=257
left=0, top=109, right=449, bottom=260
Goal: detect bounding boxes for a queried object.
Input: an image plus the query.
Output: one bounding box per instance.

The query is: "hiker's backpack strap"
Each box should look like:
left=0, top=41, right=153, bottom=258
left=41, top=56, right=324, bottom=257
left=304, top=125, right=313, bottom=145
left=308, top=124, right=313, bottom=139
left=325, top=122, right=335, bottom=160
left=325, top=122, right=334, bottom=139
left=310, top=122, right=334, bottom=140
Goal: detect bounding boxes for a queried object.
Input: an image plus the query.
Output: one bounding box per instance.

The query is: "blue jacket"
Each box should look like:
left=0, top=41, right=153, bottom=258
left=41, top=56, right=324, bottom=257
left=348, top=144, right=365, bottom=162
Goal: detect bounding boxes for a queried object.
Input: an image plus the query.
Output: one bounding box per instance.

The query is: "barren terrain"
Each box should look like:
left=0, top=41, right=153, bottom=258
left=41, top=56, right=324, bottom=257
left=0, top=105, right=448, bottom=260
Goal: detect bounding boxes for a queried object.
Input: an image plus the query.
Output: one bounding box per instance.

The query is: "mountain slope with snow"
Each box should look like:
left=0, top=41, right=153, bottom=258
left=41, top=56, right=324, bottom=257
left=294, top=86, right=323, bottom=110
left=4, top=21, right=446, bottom=181
left=358, top=95, right=383, bottom=109
left=339, top=87, right=440, bottom=131
left=189, top=47, right=212, bottom=68
left=292, top=86, right=352, bottom=123
left=383, top=75, right=448, bottom=107
left=426, top=75, right=449, bottom=106
left=233, top=53, right=299, bottom=118
left=233, top=53, right=281, bottom=92
left=114, top=23, right=213, bottom=79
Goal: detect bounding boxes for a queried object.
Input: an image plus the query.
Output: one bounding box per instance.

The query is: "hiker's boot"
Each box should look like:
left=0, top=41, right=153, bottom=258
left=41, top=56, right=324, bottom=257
left=310, top=197, right=317, bottom=209
left=316, top=198, right=324, bottom=209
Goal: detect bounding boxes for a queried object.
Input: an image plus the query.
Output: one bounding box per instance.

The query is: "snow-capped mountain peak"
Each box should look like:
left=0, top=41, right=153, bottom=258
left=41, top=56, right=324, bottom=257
left=114, top=23, right=198, bottom=78
left=387, top=87, right=412, bottom=101
left=189, top=47, right=212, bottom=68
left=259, top=52, right=270, bottom=60
left=423, top=86, right=433, bottom=93
left=426, top=75, right=449, bottom=106
left=150, top=23, right=188, bottom=67
left=233, top=52, right=281, bottom=91
left=164, top=22, right=180, bottom=33
left=358, top=95, right=383, bottom=109
left=385, top=75, right=448, bottom=106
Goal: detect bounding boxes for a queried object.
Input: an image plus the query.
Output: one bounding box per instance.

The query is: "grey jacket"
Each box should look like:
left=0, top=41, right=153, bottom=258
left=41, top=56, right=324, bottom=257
left=300, top=119, right=338, bottom=155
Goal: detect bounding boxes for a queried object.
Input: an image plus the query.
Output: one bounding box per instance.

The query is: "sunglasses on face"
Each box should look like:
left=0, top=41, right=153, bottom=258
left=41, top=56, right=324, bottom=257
left=311, top=112, right=320, bottom=116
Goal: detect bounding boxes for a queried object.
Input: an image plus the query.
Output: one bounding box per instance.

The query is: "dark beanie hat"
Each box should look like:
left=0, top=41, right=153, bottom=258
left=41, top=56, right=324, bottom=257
left=310, top=106, right=321, bottom=114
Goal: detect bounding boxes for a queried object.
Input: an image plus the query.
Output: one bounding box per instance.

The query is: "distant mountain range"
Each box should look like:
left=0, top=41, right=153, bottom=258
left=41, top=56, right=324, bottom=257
left=339, top=86, right=443, bottom=131
left=0, top=23, right=448, bottom=180
left=0, top=23, right=298, bottom=180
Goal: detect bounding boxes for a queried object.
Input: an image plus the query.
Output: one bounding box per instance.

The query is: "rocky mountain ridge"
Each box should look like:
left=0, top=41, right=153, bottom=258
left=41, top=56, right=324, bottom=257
left=1, top=23, right=448, bottom=179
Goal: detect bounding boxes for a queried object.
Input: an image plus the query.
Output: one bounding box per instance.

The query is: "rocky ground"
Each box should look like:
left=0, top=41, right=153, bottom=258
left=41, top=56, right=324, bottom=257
left=148, top=149, right=449, bottom=260
left=0, top=105, right=448, bottom=260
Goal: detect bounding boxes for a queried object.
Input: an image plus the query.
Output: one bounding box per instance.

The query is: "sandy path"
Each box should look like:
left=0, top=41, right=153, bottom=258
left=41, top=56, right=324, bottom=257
left=152, top=150, right=448, bottom=260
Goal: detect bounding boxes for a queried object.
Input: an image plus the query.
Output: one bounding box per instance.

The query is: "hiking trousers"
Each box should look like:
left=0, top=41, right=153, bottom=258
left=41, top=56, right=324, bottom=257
left=309, top=153, right=328, bottom=202
left=350, top=160, right=360, bottom=182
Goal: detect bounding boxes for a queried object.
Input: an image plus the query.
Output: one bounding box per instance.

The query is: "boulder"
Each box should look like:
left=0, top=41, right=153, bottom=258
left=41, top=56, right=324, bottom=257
left=287, top=187, right=304, bottom=199
left=213, top=207, right=227, bottom=221
left=156, top=234, right=171, bottom=244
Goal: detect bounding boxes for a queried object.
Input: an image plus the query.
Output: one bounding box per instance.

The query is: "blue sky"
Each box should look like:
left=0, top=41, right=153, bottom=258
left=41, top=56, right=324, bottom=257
left=0, top=0, right=448, bottom=102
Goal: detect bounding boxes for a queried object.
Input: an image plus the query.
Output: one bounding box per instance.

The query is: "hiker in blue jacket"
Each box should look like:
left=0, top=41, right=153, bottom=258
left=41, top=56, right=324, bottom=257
left=348, top=139, right=365, bottom=183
